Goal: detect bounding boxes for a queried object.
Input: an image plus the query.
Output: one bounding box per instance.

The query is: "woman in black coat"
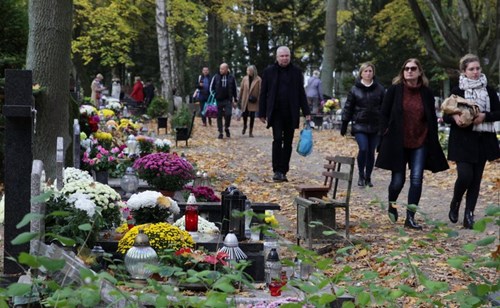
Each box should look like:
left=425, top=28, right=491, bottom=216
left=443, top=54, right=500, bottom=229
left=375, top=58, right=449, bottom=230
left=341, top=62, right=385, bottom=187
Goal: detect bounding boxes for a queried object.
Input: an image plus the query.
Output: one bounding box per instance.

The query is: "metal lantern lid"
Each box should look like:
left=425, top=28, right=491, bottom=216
left=134, top=229, right=150, bottom=247
left=218, top=232, right=247, bottom=261
left=125, top=167, right=136, bottom=175
left=266, top=248, right=280, bottom=262
left=223, top=232, right=239, bottom=248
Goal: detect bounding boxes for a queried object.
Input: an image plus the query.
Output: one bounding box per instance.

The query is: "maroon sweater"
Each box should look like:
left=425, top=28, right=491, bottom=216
left=403, top=84, right=428, bottom=148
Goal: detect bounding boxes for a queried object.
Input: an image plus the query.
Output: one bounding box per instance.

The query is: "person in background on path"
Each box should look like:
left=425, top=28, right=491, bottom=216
left=130, top=76, right=144, bottom=104
left=210, top=63, right=238, bottom=139
left=238, top=65, right=261, bottom=137
left=91, top=73, right=106, bottom=106
left=259, top=46, right=311, bottom=182
left=444, top=54, right=500, bottom=229
left=111, top=77, right=121, bottom=100
left=197, top=67, right=212, bottom=126
left=143, top=79, right=155, bottom=108
left=375, top=58, right=448, bottom=230
left=341, top=62, right=385, bottom=187
left=305, top=69, right=323, bottom=114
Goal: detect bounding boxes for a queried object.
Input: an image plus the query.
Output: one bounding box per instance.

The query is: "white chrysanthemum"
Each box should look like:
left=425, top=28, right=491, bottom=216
left=61, top=181, right=121, bottom=209
left=126, top=190, right=162, bottom=210
left=80, top=104, right=96, bottom=115
left=173, top=215, right=219, bottom=234
left=105, top=101, right=122, bottom=112
left=63, top=167, right=93, bottom=185
left=154, top=138, right=172, bottom=147
left=68, top=192, right=96, bottom=218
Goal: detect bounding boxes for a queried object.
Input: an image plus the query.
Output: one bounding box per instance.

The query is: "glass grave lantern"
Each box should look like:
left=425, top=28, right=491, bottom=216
left=120, top=167, right=139, bottom=198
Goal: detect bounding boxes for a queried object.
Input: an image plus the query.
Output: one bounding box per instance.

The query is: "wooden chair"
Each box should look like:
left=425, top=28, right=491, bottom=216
left=295, top=156, right=337, bottom=199
left=296, top=155, right=355, bottom=249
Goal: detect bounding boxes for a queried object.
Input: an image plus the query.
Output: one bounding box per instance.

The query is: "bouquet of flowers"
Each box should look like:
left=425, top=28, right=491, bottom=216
left=154, top=138, right=172, bottom=153
left=183, top=185, right=220, bottom=202
left=264, top=210, right=279, bottom=228
left=59, top=180, right=124, bottom=230
left=118, top=119, right=141, bottom=135
left=133, top=153, right=195, bottom=191
left=126, top=190, right=180, bottom=225
left=136, top=135, right=155, bottom=155
left=62, top=167, right=94, bottom=185
left=117, top=222, right=194, bottom=255
left=82, top=142, right=124, bottom=172
left=322, top=98, right=340, bottom=114
left=173, top=215, right=219, bottom=234
left=79, top=104, right=100, bottom=135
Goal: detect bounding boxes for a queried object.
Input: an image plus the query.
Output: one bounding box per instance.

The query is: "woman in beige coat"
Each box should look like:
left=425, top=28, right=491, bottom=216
left=239, top=65, right=261, bottom=137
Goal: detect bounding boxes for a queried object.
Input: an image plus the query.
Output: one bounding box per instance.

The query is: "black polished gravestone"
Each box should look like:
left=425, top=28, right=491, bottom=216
left=3, top=70, right=35, bottom=277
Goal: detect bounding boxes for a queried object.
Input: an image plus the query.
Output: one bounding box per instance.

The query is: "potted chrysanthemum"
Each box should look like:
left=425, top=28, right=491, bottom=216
left=126, top=190, right=180, bottom=225
left=133, top=152, right=195, bottom=196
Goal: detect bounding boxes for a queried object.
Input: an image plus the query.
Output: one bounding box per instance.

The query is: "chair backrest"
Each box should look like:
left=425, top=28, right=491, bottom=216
left=322, top=156, right=337, bottom=188
left=323, top=155, right=355, bottom=206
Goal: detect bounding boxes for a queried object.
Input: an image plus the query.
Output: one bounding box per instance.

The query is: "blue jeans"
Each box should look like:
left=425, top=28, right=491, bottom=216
left=354, top=133, right=380, bottom=179
left=388, top=145, right=427, bottom=207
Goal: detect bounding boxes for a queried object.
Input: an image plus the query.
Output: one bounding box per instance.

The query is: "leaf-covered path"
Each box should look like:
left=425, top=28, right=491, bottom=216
left=176, top=115, right=499, bottom=305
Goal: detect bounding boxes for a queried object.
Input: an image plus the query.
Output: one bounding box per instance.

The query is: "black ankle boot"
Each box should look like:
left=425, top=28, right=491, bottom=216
left=448, top=200, right=460, bottom=223
left=357, top=176, right=365, bottom=187
left=463, top=210, right=474, bottom=229
left=388, top=203, right=398, bottom=222
left=365, top=177, right=373, bottom=187
left=242, top=126, right=247, bottom=135
left=404, top=211, right=423, bottom=230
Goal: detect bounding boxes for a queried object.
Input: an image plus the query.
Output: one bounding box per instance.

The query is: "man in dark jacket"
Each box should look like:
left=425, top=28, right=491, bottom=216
left=210, top=63, right=238, bottom=139
left=143, top=79, right=155, bottom=108
left=196, top=67, right=212, bottom=126
left=259, top=46, right=311, bottom=182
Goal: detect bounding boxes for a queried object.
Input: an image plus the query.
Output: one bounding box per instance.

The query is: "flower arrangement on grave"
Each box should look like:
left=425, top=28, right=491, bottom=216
left=93, top=131, right=113, bottom=148
left=172, top=215, right=219, bottom=234
left=183, top=185, right=221, bottom=202
left=154, top=138, right=172, bottom=153
left=162, top=247, right=229, bottom=272
left=117, top=222, right=194, bottom=255
left=79, top=104, right=100, bottom=135
left=321, top=98, right=340, bottom=114
left=105, top=101, right=122, bottom=113
left=133, top=152, right=195, bottom=192
left=81, top=142, right=124, bottom=172
left=62, top=167, right=94, bottom=185
left=136, top=135, right=155, bottom=156
left=118, top=119, right=141, bottom=135
left=44, top=190, right=101, bottom=247
left=59, top=180, right=124, bottom=230
left=98, top=108, right=115, bottom=120
left=126, top=190, right=180, bottom=225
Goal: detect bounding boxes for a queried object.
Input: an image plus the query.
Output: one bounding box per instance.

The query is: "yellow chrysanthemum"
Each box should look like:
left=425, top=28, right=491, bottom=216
left=115, top=223, right=129, bottom=234
left=98, top=109, right=115, bottom=118
left=94, top=131, right=113, bottom=141
left=117, top=222, right=194, bottom=255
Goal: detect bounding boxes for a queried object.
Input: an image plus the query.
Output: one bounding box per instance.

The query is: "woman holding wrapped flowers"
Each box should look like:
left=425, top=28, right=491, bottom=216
left=341, top=62, right=385, bottom=187
left=444, top=54, right=500, bottom=229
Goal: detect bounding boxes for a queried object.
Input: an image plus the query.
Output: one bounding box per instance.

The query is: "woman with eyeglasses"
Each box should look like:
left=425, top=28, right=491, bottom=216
left=444, top=54, right=500, bottom=229
left=375, top=58, right=449, bottom=230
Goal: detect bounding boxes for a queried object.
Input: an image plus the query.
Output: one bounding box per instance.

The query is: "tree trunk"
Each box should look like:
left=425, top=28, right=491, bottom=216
left=321, top=0, right=338, bottom=98
left=207, top=11, right=223, bottom=74
left=156, top=0, right=173, bottom=105
left=26, top=0, right=73, bottom=178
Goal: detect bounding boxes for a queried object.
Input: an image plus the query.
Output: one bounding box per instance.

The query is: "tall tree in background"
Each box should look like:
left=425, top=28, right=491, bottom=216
left=408, top=0, right=500, bottom=79
left=321, top=0, right=338, bottom=98
left=26, top=0, right=73, bottom=177
left=156, top=0, right=174, bottom=101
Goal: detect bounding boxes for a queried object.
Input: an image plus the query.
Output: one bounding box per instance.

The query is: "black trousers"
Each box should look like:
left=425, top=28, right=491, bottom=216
left=452, top=160, right=486, bottom=213
left=271, top=113, right=294, bottom=174
left=217, top=99, right=232, bottom=133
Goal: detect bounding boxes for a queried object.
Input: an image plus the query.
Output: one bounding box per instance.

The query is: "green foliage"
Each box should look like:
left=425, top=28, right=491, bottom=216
left=146, top=96, right=170, bottom=118
left=171, top=104, right=192, bottom=128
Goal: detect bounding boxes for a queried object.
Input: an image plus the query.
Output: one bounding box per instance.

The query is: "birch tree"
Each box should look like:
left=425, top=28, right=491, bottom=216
left=156, top=0, right=174, bottom=102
